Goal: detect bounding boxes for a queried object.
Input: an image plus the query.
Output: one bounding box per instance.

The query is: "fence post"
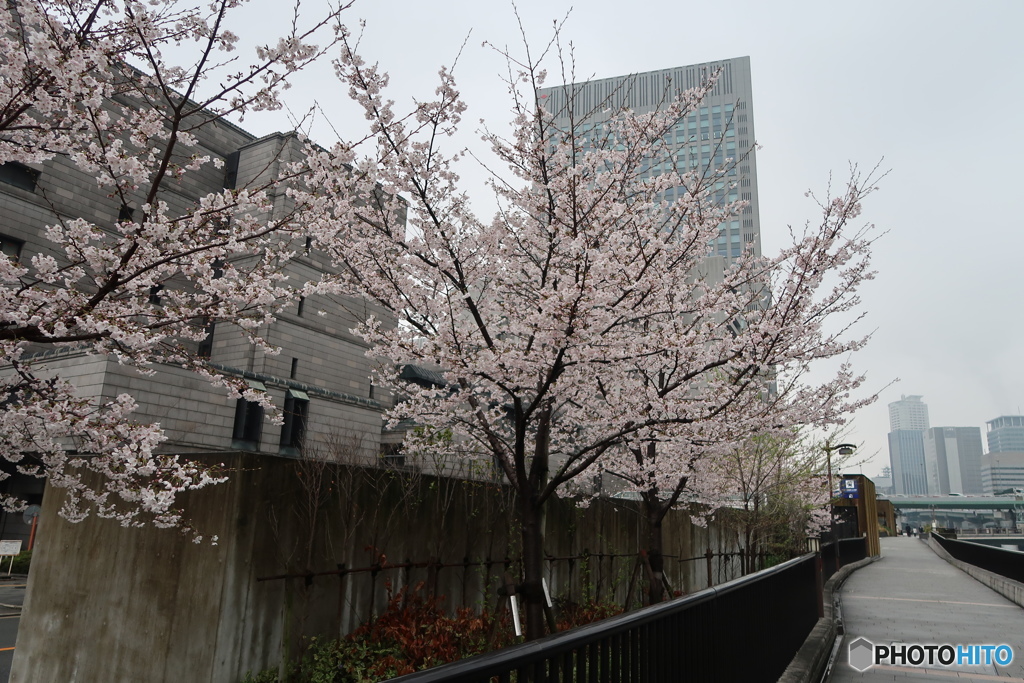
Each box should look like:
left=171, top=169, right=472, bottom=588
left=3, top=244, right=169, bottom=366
left=336, top=562, right=347, bottom=627
left=705, top=548, right=714, bottom=588
left=427, top=556, right=438, bottom=598
left=814, top=553, right=824, bottom=618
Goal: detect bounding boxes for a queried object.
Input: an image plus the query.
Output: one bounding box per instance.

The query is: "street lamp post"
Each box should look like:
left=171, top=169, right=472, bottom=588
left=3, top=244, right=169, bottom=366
left=824, top=443, right=857, bottom=572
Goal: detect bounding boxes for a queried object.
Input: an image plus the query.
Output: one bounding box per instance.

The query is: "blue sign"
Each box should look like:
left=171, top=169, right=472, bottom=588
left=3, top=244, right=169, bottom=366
left=840, top=478, right=860, bottom=499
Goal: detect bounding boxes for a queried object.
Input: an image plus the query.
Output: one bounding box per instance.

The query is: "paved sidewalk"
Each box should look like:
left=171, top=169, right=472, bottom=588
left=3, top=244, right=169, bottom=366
left=830, top=536, right=1024, bottom=682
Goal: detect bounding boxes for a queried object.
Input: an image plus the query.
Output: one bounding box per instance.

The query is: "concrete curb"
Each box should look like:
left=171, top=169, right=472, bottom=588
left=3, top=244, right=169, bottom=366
left=926, top=536, right=1024, bottom=607
left=777, top=555, right=878, bottom=683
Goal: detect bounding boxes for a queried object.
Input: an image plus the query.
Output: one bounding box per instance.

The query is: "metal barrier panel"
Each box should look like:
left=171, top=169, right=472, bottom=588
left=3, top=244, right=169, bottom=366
left=932, top=534, right=1024, bottom=583
left=385, top=554, right=821, bottom=683
left=820, top=537, right=867, bottom=583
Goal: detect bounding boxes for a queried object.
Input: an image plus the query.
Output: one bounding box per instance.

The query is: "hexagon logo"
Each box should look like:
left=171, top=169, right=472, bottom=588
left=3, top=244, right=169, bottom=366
left=848, top=637, right=875, bottom=672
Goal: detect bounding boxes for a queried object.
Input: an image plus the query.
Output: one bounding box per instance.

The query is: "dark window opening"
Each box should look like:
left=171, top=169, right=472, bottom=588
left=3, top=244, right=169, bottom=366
left=297, top=296, right=305, bottom=316
left=290, top=358, right=298, bottom=379
left=280, top=391, right=309, bottom=453
left=1, top=235, right=24, bottom=262
left=232, top=395, right=264, bottom=451
left=380, top=442, right=405, bottom=468
left=223, top=151, right=240, bottom=190
left=0, top=163, right=39, bottom=192
left=148, top=284, right=163, bottom=305
left=304, top=236, right=313, bottom=253
left=196, top=320, right=215, bottom=358
left=118, top=204, right=135, bottom=223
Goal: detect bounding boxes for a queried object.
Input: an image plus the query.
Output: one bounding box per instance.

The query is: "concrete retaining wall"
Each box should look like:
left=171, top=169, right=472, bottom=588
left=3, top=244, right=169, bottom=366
left=927, top=536, right=1024, bottom=607
left=12, top=456, right=747, bottom=682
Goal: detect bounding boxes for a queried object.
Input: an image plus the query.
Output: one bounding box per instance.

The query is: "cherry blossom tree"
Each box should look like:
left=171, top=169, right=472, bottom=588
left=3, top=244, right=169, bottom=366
left=0, top=0, right=354, bottom=536
left=701, top=433, right=840, bottom=575
left=307, top=31, right=882, bottom=638
left=594, top=179, right=882, bottom=602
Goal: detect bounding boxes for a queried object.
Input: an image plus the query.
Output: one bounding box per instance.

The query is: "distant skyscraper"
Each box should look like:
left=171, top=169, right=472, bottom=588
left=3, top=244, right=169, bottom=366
left=986, top=416, right=1024, bottom=453
left=888, top=395, right=930, bottom=431
left=537, top=57, right=761, bottom=272
left=922, top=427, right=984, bottom=495
left=982, top=415, right=1024, bottom=494
left=889, top=430, right=928, bottom=495
left=887, top=395, right=930, bottom=495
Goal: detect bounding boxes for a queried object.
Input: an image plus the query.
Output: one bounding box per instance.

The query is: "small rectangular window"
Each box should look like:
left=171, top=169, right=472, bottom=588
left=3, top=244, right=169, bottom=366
left=223, top=151, right=240, bottom=189
left=118, top=205, right=135, bottom=223
left=232, top=394, right=264, bottom=451
left=197, top=320, right=215, bottom=358
left=0, top=162, right=39, bottom=192
left=297, top=296, right=305, bottom=316
left=290, top=358, right=298, bottom=379
left=380, top=442, right=406, bottom=468
left=1, top=234, right=24, bottom=262
left=280, top=390, right=309, bottom=452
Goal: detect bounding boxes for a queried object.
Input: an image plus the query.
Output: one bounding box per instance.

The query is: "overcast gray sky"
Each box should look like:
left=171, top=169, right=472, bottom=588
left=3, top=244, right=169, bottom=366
left=239, top=0, right=1024, bottom=476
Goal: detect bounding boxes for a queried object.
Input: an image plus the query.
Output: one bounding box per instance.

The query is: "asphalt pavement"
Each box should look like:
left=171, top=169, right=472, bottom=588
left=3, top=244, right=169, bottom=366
left=0, top=575, right=24, bottom=683
left=829, top=535, right=1024, bottom=682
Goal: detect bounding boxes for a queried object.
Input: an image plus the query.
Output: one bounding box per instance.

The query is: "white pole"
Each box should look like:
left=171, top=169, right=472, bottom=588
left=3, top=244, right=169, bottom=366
left=509, top=595, right=522, bottom=637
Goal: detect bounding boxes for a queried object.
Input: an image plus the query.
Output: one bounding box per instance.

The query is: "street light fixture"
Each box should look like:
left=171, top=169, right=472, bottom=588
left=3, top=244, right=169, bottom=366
left=824, top=443, right=857, bottom=572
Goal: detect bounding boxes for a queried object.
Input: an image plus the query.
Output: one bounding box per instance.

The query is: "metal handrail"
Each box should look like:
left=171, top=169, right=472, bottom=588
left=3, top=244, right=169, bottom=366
left=387, top=553, right=817, bottom=682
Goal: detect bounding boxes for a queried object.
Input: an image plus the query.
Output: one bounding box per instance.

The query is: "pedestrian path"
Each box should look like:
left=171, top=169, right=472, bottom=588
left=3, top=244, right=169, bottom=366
left=829, top=536, right=1024, bottom=682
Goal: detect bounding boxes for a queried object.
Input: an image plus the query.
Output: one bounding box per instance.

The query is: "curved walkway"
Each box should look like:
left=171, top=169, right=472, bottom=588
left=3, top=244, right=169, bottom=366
left=829, top=535, right=1024, bottom=682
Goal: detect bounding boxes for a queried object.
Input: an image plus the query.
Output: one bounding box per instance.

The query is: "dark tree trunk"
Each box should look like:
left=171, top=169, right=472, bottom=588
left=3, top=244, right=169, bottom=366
left=517, top=401, right=553, bottom=641
left=519, top=495, right=547, bottom=640
left=646, top=501, right=667, bottom=604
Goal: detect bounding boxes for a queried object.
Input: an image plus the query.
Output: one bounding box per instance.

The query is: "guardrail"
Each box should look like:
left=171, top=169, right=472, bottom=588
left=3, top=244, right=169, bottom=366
left=931, top=533, right=1024, bottom=583
left=386, top=553, right=821, bottom=683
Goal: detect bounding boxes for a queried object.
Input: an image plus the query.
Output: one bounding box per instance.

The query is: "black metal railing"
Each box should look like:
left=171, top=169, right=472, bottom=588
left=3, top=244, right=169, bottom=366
left=820, top=537, right=868, bottom=583
left=386, top=553, right=821, bottom=683
left=932, top=533, right=1024, bottom=583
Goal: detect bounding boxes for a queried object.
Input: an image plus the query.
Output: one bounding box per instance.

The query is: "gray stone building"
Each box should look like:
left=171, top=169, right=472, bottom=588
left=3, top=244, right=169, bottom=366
left=0, top=119, right=399, bottom=481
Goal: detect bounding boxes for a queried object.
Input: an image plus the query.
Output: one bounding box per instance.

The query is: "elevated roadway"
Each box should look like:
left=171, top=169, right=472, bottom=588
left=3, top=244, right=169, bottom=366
left=885, top=495, right=1024, bottom=511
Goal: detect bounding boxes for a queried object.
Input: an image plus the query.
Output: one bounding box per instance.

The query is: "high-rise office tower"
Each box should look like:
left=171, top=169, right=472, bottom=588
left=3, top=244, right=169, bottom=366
left=888, top=395, right=930, bottom=431
left=986, top=416, right=1024, bottom=452
left=982, top=415, right=1024, bottom=494
left=888, top=430, right=928, bottom=495
left=887, top=395, right=929, bottom=494
left=922, top=427, right=984, bottom=495
left=537, top=57, right=761, bottom=270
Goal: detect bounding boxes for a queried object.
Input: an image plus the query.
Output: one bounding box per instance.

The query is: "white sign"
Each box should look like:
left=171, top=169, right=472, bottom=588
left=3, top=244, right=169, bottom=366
left=0, top=540, right=22, bottom=556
